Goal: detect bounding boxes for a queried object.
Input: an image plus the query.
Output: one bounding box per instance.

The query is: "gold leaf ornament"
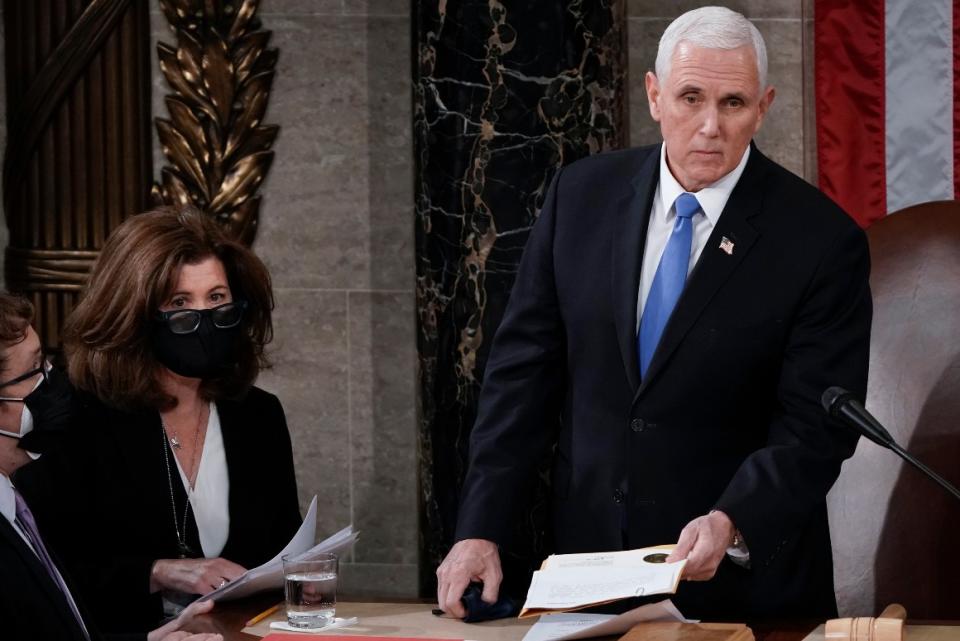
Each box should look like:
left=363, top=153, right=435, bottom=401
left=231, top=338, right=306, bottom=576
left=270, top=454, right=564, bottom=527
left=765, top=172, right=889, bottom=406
left=153, top=0, right=278, bottom=245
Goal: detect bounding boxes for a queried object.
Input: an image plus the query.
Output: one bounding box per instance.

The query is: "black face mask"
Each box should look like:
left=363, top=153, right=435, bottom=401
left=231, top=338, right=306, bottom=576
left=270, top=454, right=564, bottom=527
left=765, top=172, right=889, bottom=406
left=151, top=314, right=243, bottom=379
left=18, top=367, right=78, bottom=454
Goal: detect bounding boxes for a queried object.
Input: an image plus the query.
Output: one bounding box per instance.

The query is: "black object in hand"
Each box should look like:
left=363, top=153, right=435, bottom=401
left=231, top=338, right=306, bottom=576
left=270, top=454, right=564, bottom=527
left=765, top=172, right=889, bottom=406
left=431, top=582, right=520, bottom=622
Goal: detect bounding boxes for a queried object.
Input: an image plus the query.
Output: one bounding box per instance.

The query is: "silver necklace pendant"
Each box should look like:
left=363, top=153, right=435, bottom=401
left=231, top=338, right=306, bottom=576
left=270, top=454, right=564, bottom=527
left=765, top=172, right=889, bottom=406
left=170, top=435, right=182, bottom=450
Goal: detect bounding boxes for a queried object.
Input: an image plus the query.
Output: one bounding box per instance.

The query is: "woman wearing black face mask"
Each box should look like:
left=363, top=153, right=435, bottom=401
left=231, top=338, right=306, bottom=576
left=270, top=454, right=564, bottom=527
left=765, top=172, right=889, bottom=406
left=15, top=207, right=301, bottom=635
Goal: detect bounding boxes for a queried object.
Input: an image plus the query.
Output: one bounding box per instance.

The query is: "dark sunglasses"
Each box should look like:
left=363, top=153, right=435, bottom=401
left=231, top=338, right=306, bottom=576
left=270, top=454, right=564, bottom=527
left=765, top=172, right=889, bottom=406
left=155, top=301, right=248, bottom=335
left=0, top=359, right=48, bottom=403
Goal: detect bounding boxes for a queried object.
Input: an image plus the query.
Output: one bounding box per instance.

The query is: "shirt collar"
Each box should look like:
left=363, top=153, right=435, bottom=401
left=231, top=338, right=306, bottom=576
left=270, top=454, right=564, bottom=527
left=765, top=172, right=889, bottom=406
left=657, top=143, right=751, bottom=226
left=0, top=473, right=16, bottom=524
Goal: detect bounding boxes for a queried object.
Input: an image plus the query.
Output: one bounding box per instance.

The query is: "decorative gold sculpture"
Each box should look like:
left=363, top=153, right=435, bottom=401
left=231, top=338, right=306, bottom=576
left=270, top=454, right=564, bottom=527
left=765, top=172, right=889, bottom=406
left=151, top=0, right=278, bottom=244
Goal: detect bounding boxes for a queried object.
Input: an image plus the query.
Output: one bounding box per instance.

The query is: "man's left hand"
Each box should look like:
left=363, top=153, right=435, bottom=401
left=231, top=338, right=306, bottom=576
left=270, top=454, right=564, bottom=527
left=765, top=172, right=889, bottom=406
left=666, top=510, right=735, bottom=581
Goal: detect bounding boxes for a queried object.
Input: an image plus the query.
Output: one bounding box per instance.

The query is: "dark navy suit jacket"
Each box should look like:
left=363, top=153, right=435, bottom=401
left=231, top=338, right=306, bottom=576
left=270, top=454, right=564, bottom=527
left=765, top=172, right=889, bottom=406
left=455, top=144, right=872, bottom=619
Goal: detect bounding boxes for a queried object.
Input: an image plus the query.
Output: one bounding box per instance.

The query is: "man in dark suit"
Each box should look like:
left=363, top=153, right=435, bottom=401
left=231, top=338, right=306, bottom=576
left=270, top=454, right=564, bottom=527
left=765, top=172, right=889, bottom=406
left=0, top=292, right=221, bottom=641
left=437, top=6, right=870, bottom=620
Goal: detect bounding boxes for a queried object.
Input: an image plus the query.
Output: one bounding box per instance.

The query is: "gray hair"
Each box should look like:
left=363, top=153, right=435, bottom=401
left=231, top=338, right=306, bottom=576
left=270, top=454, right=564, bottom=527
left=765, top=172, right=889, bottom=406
left=655, top=6, right=768, bottom=91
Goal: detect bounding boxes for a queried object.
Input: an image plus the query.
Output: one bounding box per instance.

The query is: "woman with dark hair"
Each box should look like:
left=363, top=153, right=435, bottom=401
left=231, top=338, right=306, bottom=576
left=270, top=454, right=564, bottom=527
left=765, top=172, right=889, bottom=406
left=16, top=207, right=301, bottom=634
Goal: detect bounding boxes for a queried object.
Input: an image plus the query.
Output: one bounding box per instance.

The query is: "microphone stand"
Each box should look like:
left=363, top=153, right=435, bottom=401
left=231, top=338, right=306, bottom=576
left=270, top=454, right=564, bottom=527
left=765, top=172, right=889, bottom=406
left=823, top=386, right=960, bottom=504
left=885, top=440, right=960, bottom=503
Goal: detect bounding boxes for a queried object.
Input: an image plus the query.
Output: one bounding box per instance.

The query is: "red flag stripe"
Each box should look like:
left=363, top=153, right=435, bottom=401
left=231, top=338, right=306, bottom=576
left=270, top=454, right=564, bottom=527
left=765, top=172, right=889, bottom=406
left=815, top=0, right=886, bottom=228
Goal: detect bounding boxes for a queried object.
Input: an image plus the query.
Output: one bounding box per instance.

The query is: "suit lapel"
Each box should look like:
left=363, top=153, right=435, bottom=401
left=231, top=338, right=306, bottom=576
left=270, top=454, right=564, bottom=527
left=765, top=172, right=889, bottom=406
left=611, top=147, right=661, bottom=394
left=636, top=146, right=768, bottom=396
left=0, top=515, right=89, bottom=639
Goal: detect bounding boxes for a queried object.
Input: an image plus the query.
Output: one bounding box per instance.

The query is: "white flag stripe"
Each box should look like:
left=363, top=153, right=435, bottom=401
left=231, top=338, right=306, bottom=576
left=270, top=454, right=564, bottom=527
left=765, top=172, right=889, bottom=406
left=885, top=0, right=955, bottom=212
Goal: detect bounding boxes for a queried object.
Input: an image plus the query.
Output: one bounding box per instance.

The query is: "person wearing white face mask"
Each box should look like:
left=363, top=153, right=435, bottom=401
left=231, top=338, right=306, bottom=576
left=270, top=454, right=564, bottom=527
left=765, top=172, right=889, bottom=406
left=0, top=292, right=223, bottom=641
left=0, top=338, right=74, bottom=461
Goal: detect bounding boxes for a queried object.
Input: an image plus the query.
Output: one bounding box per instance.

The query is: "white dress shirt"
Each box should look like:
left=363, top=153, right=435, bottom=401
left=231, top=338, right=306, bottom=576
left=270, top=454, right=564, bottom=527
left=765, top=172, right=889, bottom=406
left=173, top=402, right=230, bottom=558
left=636, top=143, right=751, bottom=331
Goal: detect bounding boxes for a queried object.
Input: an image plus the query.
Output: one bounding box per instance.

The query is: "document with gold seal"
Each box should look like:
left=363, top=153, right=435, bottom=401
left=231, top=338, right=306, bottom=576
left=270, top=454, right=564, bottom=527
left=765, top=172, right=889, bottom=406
left=519, top=545, right=687, bottom=618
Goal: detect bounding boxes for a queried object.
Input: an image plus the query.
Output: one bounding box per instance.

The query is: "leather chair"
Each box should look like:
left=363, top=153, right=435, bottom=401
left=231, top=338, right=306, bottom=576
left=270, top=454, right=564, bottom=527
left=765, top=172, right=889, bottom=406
left=828, top=200, right=960, bottom=618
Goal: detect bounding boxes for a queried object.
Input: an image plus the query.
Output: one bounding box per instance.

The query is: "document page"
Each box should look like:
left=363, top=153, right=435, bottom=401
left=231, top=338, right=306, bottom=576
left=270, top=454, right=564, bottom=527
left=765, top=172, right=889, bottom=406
left=199, top=497, right=358, bottom=602
left=542, top=546, right=674, bottom=569
left=520, top=545, right=685, bottom=616
left=522, top=600, right=693, bottom=641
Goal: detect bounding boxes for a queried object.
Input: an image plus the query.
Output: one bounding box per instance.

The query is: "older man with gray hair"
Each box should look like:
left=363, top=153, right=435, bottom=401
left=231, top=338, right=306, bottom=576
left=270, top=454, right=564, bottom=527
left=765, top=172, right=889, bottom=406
left=437, top=6, right=870, bottom=620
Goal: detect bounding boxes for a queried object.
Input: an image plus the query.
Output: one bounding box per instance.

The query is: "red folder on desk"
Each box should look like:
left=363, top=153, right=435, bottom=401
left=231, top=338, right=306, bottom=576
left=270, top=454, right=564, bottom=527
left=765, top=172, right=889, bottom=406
left=265, top=636, right=464, bottom=641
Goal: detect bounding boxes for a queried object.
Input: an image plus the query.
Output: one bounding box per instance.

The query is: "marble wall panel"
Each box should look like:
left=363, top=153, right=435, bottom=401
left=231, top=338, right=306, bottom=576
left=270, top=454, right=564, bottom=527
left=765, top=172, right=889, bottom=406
left=627, top=7, right=808, bottom=179
left=414, top=0, right=629, bottom=596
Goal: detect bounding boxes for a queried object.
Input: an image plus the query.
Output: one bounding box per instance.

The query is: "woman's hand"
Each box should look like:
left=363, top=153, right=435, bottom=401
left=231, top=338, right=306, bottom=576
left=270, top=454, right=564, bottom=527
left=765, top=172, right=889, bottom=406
left=149, top=557, right=247, bottom=595
left=147, top=599, right=224, bottom=641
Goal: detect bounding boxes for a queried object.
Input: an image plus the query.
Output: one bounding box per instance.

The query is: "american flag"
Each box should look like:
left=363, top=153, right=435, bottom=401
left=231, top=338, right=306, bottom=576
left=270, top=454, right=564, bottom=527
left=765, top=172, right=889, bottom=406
left=815, top=0, right=959, bottom=227
left=719, top=237, right=735, bottom=255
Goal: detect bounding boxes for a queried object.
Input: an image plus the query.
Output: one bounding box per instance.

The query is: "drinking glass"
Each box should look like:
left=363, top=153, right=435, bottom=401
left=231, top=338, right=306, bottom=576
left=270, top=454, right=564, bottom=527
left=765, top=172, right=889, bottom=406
left=282, top=552, right=338, bottom=629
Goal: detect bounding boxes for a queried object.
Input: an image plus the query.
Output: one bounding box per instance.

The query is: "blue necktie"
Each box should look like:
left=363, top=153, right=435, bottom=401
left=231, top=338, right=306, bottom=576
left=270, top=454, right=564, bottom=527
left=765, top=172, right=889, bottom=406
left=637, top=192, right=701, bottom=378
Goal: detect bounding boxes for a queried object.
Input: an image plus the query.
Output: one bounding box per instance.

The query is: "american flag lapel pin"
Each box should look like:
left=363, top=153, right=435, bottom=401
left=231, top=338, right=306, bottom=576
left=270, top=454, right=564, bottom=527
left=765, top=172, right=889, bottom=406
left=719, top=236, right=735, bottom=255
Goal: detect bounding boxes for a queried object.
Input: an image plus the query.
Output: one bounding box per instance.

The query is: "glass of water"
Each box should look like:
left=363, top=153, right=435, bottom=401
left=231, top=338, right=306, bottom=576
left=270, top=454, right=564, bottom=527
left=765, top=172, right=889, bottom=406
left=282, top=552, right=338, bottom=629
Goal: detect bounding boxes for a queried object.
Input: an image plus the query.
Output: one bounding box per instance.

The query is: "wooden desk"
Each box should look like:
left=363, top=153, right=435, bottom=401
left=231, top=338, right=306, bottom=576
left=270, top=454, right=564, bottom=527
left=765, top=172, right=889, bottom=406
left=200, top=598, right=956, bottom=641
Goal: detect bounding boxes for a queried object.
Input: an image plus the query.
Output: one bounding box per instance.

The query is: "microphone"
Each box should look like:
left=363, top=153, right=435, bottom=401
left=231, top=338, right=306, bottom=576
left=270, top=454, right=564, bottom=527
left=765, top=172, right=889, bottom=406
left=822, top=386, right=960, bottom=503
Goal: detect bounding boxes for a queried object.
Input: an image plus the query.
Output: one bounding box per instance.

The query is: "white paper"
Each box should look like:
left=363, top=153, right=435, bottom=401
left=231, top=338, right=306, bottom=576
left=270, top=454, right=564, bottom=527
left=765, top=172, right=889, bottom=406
left=522, top=600, right=693, bottom=641
left=542, top=548, right=673, bottom=570
left=522, top=547, right=685, bottom=612
left=199, top=497, right=358, bottom=602
left=269, top=616, right=360, bottom=634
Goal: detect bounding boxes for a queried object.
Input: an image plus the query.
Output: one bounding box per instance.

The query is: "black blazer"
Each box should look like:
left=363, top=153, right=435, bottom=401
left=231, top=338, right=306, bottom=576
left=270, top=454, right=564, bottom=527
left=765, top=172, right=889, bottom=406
left=455, top=144, right=872, bottom=620
left=15, top=386, right=302, bottom=633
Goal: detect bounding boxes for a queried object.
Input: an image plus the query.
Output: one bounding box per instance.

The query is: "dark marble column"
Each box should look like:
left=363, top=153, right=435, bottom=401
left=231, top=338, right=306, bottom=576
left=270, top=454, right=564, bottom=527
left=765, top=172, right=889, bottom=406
left=414, top=0, right=628, bottom=595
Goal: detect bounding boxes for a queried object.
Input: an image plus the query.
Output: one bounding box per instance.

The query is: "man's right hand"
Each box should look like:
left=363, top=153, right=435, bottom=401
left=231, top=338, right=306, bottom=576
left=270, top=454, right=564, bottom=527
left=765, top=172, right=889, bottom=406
left=435, top=538, right=502, bottom=618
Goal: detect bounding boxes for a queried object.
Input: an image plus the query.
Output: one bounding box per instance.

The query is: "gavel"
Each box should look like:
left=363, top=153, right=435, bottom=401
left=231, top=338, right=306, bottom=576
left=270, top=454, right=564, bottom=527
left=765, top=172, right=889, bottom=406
left=825, top=604, right=907, bottom=641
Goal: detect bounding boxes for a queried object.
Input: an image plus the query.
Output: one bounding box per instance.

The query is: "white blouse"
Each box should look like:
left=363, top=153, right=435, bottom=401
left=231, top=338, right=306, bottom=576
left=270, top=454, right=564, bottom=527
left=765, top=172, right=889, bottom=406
left=172, top=403, right=230, bottom=557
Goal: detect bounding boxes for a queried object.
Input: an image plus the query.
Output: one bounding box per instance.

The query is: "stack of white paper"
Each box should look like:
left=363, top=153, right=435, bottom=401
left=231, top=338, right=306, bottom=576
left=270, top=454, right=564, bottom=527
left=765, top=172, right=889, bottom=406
left=199, top=496, right=359, bottom=602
